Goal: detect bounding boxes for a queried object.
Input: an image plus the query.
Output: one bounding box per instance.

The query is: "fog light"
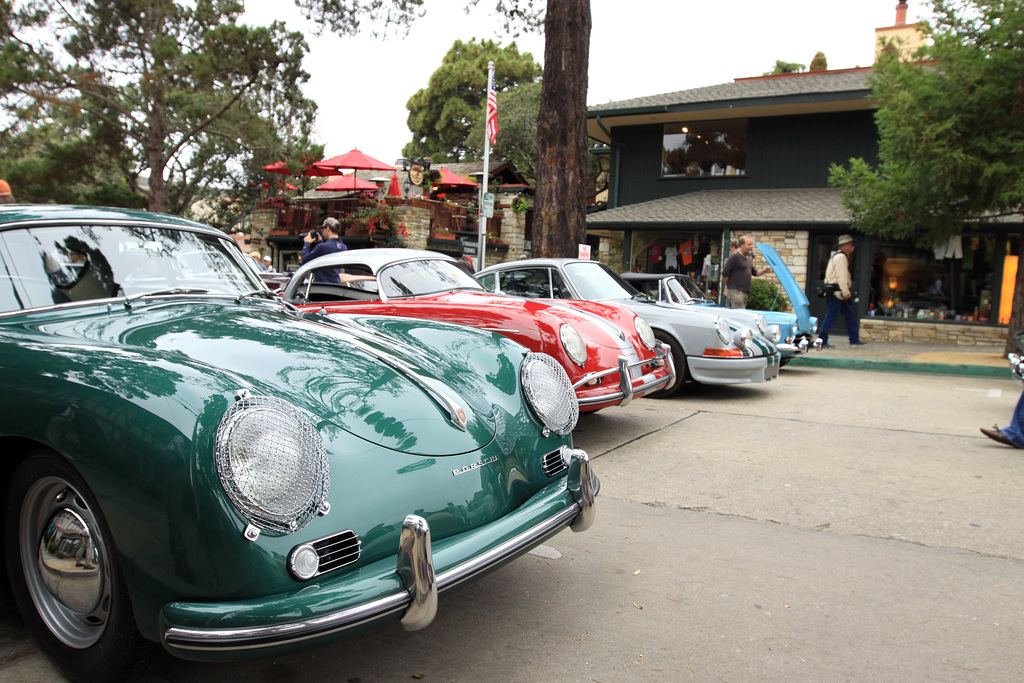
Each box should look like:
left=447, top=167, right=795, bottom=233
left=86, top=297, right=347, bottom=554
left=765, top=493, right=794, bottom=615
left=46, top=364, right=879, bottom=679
left=289, top=544, right=320, bottom=580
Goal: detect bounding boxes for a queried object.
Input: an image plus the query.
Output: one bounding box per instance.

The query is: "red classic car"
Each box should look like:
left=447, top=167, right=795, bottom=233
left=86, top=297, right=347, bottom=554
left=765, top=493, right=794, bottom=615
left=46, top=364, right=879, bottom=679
left=281, top=249, right=675, bottom=412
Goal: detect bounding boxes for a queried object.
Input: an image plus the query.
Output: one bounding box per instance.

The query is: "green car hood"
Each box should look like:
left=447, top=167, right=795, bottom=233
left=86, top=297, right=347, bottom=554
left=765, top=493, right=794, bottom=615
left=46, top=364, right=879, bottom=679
left=26, top=298, right=512, bottom=456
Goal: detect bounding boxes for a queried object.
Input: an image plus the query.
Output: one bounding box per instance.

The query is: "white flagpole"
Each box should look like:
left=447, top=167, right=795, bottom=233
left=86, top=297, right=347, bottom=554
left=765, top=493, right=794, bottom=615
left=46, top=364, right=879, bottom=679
left=478, top=61, right=494, bottom=270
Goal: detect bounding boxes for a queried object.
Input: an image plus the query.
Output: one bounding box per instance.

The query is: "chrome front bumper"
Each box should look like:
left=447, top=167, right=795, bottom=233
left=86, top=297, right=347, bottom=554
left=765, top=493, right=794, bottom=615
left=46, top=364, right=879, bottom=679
left=161, top=448, right=597, bottom=656
left=574, top=342, right=675, bottom=408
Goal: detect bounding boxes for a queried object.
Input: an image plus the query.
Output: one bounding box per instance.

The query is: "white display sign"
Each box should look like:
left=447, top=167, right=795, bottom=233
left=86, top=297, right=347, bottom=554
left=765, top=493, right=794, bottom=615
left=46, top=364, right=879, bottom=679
left=482, top=192, right=494, bottom=218
left=578, top=244, right=592, bottom=260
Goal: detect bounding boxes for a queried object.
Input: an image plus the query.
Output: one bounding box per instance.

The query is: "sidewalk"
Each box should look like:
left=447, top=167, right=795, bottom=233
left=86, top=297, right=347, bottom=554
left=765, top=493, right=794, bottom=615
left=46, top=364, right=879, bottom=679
left=787, top=340, right=1010, bottom=378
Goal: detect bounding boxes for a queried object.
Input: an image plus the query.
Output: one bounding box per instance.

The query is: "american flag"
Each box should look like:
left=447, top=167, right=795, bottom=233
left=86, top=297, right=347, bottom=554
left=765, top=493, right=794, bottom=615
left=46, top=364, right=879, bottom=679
left=486, top=73, right=498, bottom=145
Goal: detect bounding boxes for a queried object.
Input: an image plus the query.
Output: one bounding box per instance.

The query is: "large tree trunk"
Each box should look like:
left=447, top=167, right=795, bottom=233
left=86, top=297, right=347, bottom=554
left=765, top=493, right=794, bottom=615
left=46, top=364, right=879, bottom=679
left=1004, top=224, right=1024, bottom=355
left=533, top=0, right=591, bottom=258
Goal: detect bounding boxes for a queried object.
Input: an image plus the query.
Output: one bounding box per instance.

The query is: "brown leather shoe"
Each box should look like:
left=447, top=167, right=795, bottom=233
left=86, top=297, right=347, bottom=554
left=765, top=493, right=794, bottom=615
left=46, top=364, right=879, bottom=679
left=980, top=426, right=1014, bottom=446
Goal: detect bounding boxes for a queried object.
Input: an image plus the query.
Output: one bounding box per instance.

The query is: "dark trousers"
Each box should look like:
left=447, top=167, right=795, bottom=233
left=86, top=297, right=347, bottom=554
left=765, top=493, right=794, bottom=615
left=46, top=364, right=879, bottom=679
left=819, top=296, right=860, bottom=344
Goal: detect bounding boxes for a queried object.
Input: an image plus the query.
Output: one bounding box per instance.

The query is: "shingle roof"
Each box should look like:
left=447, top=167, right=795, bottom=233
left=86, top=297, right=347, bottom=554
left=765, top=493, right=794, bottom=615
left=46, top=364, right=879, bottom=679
left=586, top=188, right=851, bottom=226
left=588, top=69, right=873, bottom=114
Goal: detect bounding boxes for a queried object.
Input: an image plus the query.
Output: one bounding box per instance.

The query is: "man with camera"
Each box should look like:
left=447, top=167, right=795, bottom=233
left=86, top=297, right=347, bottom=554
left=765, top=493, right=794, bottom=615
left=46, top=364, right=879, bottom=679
left=818, top=234, right=865, bottom=348
left=302, top=217, right=347, bottom=283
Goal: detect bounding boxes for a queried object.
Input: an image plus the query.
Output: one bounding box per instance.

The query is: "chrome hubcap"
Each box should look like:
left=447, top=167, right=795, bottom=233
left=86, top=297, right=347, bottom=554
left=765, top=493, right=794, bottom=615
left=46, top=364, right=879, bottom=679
left=20, top=477, right=111, bottom=649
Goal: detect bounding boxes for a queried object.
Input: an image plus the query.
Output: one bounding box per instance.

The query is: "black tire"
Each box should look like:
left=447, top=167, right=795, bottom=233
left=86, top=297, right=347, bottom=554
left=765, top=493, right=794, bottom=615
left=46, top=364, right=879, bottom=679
left=647, top=332, right=687, bottom=398
left=5, top=449, right=154, bottom=683
left=780, top=357, right=791, bottom=368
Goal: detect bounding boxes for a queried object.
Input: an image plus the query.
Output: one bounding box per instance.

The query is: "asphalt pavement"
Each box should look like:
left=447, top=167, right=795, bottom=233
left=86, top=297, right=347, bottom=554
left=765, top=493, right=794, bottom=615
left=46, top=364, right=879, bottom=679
left=2, top=343, right=1021, bottom=682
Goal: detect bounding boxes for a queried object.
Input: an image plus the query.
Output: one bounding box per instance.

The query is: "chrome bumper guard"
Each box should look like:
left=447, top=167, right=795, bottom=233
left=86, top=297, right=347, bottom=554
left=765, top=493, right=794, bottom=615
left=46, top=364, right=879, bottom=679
left=573, top=343, right=675, bottom=408
left=163, top=449, right=597, bottom=651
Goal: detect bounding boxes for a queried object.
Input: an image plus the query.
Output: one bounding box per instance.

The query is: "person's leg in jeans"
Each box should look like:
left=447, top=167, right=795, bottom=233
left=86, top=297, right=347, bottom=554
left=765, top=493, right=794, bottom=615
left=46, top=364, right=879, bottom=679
left=994, top=390, right=1024, bottom=448
left=818, top=296, right=843, bottom=346
left=840, top=300, right=861, bottom=344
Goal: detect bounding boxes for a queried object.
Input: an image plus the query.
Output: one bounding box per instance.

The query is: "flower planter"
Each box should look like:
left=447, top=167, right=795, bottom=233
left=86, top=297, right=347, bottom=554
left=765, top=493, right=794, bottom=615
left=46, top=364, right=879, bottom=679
left=430, top=232, right=457, bottom=240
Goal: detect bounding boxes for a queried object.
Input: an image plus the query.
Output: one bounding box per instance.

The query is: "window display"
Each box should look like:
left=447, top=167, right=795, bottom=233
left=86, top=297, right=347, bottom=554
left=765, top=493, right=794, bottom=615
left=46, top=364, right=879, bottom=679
left=662, top=119, right=747, bottom=177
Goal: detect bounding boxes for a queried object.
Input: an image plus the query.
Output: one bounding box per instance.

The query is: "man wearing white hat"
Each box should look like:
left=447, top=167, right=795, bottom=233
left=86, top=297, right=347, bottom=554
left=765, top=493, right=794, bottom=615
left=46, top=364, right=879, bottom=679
left=819, top=234, right=865, bottom=347
left=262, top=254, right=275, bottom=272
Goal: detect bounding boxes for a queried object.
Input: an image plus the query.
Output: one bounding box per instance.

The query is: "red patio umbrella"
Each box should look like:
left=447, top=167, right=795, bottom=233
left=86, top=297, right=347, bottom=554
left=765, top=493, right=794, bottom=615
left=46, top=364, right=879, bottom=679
left=386, top=173, right=402, bottom=198
left=315, top=174, right=379, bottom=192
left=313, top=148, right=395, bottom=175
left=263, top=161, right=336, bottom=177
left=436, top=167, right=478, bottom=188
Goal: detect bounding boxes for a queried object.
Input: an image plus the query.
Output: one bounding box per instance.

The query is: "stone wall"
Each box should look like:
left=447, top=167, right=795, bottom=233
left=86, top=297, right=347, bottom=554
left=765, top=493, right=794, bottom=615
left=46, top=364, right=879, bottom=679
left=860, top=318, right=1007, bottom=347
left=745, top=229, right=809, bottom=294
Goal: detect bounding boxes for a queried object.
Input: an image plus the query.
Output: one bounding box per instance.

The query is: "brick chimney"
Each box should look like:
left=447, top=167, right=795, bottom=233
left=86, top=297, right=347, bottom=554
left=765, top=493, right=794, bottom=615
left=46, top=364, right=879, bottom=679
left=895, top=2, right=909, bottom=26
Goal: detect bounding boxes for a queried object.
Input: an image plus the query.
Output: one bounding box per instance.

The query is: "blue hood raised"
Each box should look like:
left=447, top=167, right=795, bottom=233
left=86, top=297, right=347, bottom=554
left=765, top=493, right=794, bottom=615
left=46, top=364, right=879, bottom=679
left=757, top=243, right=813, bottom=333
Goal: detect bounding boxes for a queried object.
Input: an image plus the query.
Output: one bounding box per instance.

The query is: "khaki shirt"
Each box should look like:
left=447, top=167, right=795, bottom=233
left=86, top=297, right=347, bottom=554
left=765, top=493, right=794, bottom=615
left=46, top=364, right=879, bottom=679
left=824, top=251, right=852, bottom=298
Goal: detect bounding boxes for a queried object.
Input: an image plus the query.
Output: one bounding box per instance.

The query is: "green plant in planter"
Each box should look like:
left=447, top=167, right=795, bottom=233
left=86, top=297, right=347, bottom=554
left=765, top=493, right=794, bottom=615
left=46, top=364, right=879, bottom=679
left=511, top=196, right=529, bottom=214
left=748, top=279, right=790, bottom=312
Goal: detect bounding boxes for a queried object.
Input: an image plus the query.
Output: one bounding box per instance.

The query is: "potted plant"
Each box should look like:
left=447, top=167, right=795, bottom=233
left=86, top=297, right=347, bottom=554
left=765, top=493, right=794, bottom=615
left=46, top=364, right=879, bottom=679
left=351, top=202, right=407, bottom=247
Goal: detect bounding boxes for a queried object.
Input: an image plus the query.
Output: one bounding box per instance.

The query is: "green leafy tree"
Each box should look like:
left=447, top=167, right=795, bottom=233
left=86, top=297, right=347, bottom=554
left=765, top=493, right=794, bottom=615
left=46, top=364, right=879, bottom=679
left=1, top=0, right=318, bottom=216
left=829, top=0, right=1024, bottom=351
left=296, top=0, right=589, bottom=258
left=403, top=39, right=542, bottom=163
left=809, top=51, right=827, bottom=71
left=466, top=81, right=541, bottom=179
left=764, top=60, right=806, bottom=75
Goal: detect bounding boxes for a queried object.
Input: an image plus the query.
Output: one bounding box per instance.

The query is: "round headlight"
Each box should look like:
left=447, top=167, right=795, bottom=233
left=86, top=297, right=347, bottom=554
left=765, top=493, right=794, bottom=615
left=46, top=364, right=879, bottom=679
left=733, top=328, right=754, bottom=348
left=713, top=316, right=731, bottom=345
left=560, top=324, right=588, bottom=367
left=756, top=315, right=769, bottom=338
left=768, top=324, right=782, bottom=343
left=215, top=395, right=329, bottom=535
left=634, top=316, right=656, bottom=350
left=521, top=352, right=579, bottom=436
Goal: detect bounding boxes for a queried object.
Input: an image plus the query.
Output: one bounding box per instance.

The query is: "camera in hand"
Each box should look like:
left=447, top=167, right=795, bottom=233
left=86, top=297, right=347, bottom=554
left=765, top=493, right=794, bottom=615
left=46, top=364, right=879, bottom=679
left=307, top=229, right=321, bottom=242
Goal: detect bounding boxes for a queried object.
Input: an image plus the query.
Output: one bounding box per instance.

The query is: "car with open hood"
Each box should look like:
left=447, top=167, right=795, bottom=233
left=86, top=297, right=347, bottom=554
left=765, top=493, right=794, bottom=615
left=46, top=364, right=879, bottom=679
left=475, top=258, right=780, bottom=398
left=621, top=270, right=820, bottom=365
left=0, top=205, right=597, bottom=681
left=280, top=248, right=675, bottom=412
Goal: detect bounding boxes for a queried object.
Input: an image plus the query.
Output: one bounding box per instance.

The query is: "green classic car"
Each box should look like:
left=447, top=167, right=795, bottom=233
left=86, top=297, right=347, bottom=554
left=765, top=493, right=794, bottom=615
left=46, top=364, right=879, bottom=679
left=0, top=205, right=596, bottom=682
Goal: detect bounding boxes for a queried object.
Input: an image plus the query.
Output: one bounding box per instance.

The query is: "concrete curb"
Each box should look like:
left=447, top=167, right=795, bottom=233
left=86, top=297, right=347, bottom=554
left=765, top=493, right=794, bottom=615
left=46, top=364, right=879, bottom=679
left=787, top=356, right=1008, bottom=378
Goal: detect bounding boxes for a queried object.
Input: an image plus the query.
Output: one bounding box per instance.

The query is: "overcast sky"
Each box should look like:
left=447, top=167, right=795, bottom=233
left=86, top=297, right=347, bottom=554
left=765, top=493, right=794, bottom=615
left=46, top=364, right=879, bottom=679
left=241, top=0, right=933, bottom=166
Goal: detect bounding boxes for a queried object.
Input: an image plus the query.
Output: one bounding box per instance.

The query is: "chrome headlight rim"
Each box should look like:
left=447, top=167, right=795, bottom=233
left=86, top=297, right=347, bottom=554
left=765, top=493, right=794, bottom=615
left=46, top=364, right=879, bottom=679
left=733, top=328, right=754, bottom=348
left=755, top=314, right=769, bottom=338
left=768, top=324, right=782, bottom=343
left=520, top=352, right=579, bottom=436
left=713, top=316, right=731, bottom=345
left=634, top=316, right=657, bottom=351
left=559, top=323, right=588, bottom=367
left=215, top=394, right=329, bottom=535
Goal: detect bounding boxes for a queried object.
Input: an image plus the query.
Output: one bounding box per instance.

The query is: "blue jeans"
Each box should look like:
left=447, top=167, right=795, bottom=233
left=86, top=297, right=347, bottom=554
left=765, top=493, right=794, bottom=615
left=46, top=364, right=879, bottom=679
left=999, top=390, right=1024, bottom=448
left=819, top=296, right=860, bottom=344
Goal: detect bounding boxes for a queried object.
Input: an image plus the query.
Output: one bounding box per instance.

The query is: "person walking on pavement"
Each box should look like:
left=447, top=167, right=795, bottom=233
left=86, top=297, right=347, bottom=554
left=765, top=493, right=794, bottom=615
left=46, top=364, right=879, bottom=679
left=819, top=234, right=865, bottom=347
left=981, top=335, right=1024, bottom=448
left=302, top=217, right=347, bottom=283
left=722, top=235, right=772, bottom=309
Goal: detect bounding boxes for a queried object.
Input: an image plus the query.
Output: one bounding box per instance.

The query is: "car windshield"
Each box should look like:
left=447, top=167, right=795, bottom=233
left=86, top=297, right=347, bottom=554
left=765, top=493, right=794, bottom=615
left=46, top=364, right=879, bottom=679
left=671, top=276, right=711, bottom=303
left=377, top=258, right=483, bottom=298
left=563, top=261, right=642, bottom=300
left=0, top=223, right=261, bottom=311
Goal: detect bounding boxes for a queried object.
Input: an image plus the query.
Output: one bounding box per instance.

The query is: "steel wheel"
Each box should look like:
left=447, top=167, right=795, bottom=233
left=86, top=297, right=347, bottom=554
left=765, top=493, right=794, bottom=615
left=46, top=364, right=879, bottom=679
left=18, top=472, right=112, bottom=649
left=6, top=449, right=152, bottom=682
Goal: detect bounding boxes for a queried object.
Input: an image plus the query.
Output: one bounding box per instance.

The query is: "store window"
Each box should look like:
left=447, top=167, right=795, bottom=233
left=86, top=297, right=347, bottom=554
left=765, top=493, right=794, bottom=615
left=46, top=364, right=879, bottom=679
left=662, top=119, right=747, bottom=177
left=865, top=234, right=1017, bottom=323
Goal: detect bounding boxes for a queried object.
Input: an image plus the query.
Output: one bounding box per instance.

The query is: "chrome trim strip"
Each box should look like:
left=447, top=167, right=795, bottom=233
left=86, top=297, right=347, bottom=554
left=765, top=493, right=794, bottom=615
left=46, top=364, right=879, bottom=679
left=163, top=492, right=589, bottom=652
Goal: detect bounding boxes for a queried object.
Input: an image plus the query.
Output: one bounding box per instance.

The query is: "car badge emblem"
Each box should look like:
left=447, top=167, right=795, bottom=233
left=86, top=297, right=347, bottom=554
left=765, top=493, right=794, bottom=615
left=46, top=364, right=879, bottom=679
left=452, top=455, right=499, bottom=477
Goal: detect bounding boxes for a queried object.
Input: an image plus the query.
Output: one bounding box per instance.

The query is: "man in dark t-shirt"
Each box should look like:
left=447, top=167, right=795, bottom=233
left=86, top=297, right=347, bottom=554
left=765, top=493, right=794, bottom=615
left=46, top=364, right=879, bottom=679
left=302, top=218, right=348, bottom=284
left=721, top=234, right=772, bottom=308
